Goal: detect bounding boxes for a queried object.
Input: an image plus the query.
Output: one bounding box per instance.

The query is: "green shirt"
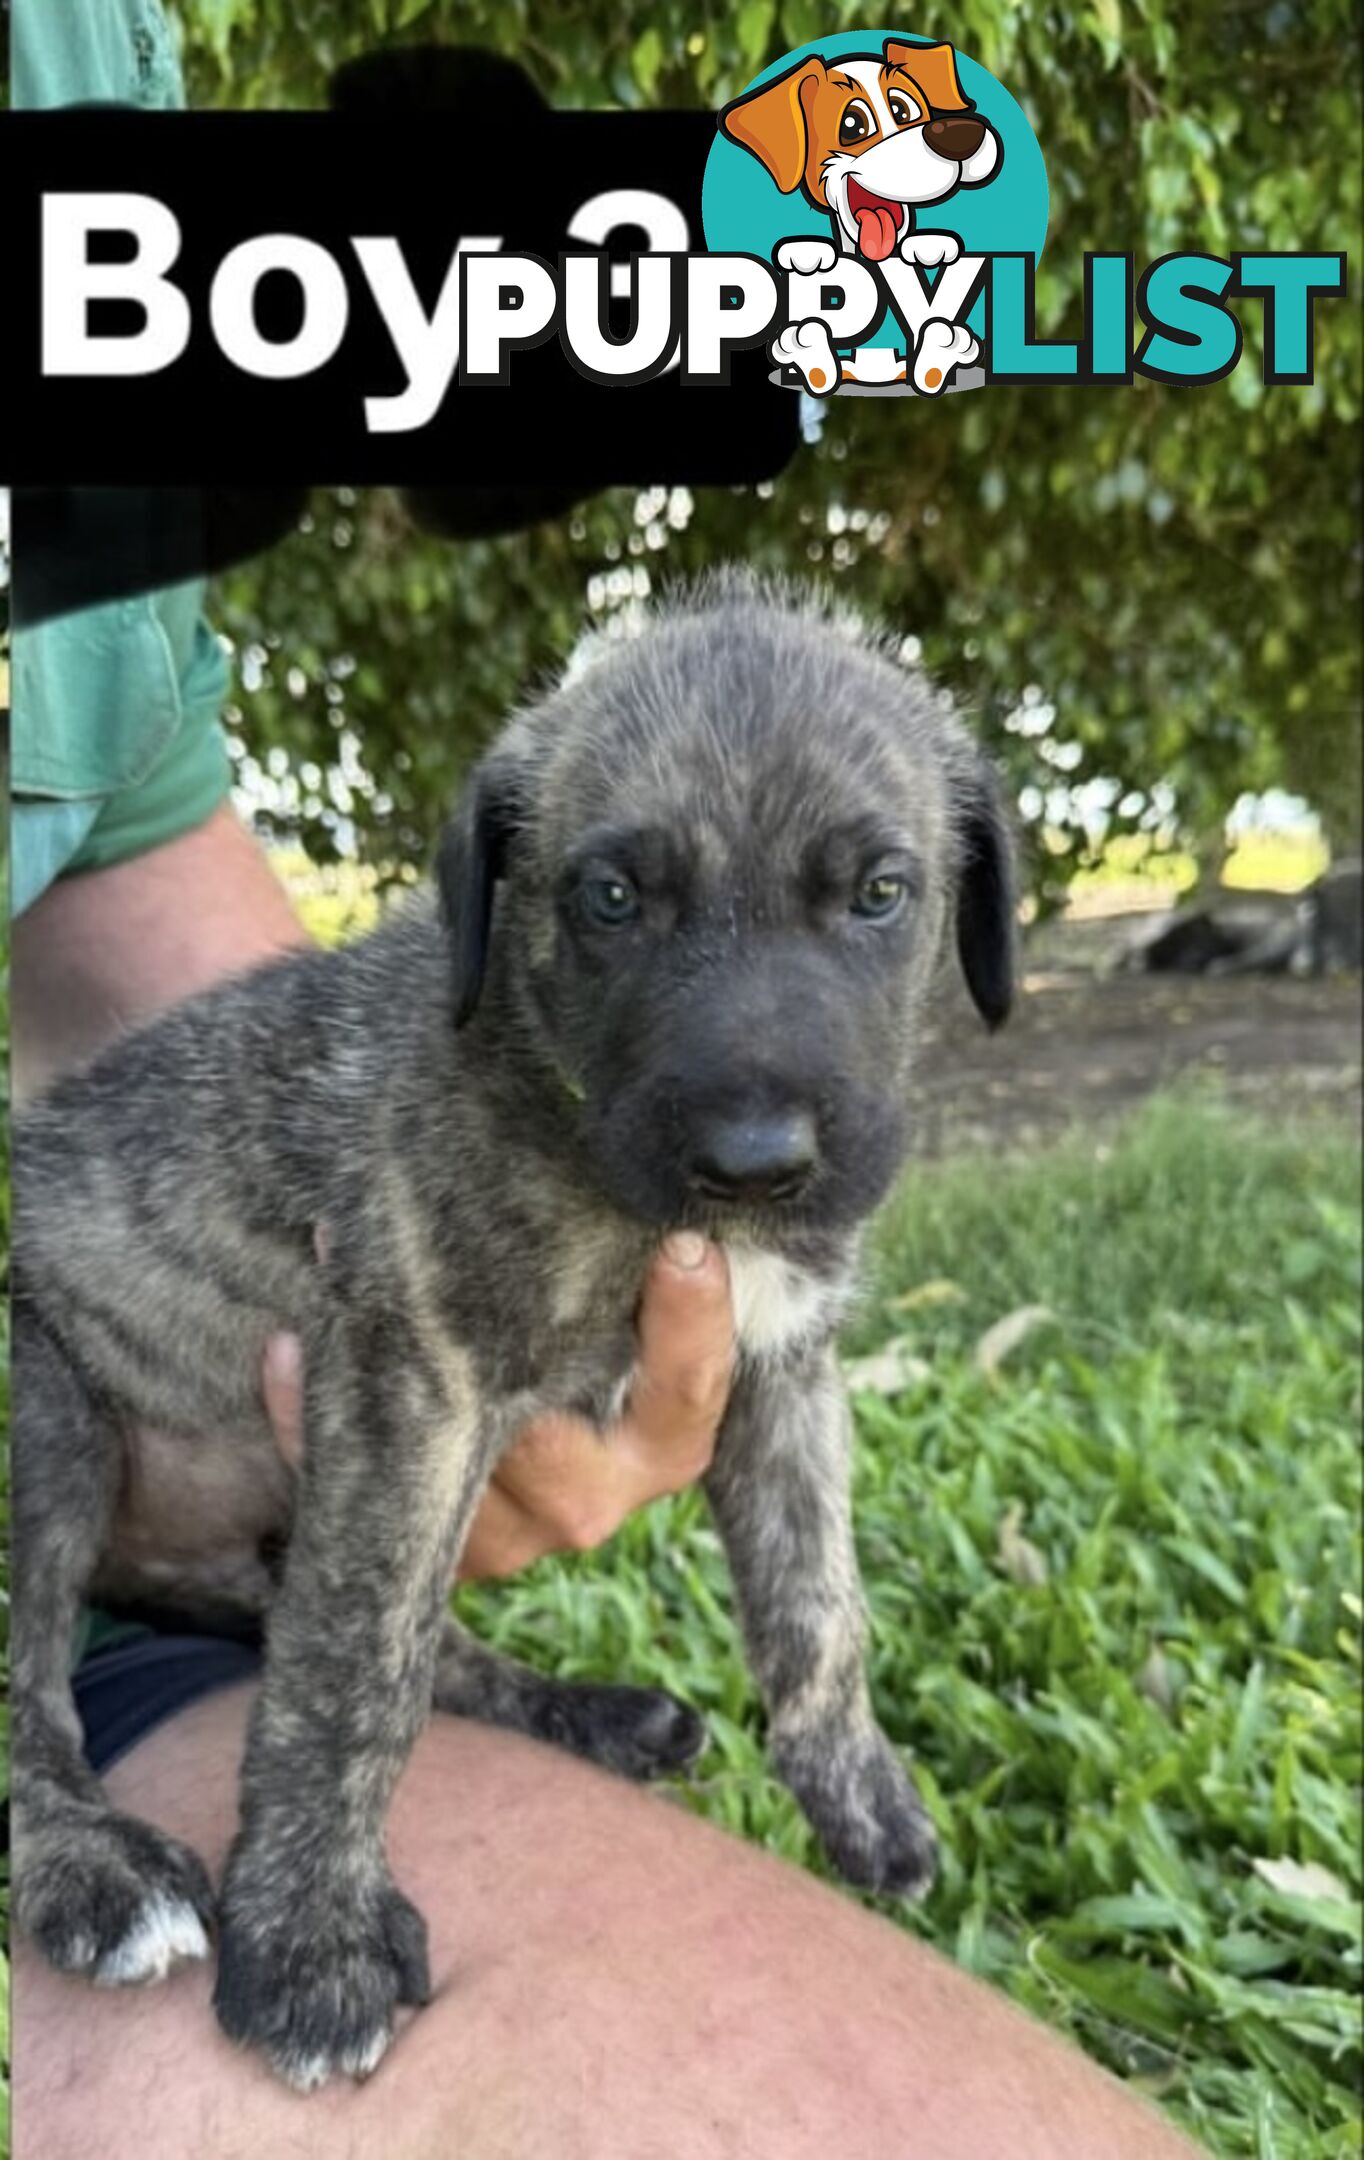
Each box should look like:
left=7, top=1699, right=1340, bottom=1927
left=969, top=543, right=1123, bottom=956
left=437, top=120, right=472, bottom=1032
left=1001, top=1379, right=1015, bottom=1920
left=16, top=4, right=237, bottom=1667
left=11, top=0, right=234, bottom=916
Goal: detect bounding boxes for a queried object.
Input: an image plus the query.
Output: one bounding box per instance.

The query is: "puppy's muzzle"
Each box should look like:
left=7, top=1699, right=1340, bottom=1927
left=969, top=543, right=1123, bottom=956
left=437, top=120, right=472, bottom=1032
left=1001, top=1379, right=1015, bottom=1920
left=687, top=1110, right=819, bottom=1205
left=924, top=113, right=986, bottom=160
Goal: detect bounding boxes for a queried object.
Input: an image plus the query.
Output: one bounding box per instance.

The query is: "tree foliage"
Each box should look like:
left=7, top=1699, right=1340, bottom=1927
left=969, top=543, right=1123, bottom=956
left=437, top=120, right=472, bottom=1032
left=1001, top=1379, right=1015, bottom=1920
left=179, top=0, right=1362, bottom=893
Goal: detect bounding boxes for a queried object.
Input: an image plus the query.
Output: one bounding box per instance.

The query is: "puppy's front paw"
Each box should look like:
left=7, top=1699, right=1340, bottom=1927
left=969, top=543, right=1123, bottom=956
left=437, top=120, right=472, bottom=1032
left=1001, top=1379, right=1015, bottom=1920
left=16, top=1806, right=214, bottom=1984
left=775, top=237, right=839, bottom=277
left=899, top=230, right=961, bottom=269
left=214, top=1871, right=431, bottom=2091
left=773, top=1725, right=938, bottom=1900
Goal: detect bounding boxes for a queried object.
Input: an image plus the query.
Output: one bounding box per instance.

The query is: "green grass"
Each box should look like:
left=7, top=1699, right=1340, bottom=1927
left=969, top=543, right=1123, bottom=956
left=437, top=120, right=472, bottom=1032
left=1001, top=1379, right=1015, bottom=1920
left=1065, top=830, right=1329, bottom=907
left=458, top=1094, right=1362, bottom=2158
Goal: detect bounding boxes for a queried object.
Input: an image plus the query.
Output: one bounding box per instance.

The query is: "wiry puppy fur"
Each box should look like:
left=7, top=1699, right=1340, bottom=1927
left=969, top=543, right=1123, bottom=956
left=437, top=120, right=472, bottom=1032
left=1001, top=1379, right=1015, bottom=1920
left=12, top=573, right=1014, bottom=2090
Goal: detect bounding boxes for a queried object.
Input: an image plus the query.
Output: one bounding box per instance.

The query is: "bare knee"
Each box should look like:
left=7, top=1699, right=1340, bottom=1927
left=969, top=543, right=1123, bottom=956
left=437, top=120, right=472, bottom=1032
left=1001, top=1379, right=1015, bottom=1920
left=15, top=1689, right=1194, bottom=2160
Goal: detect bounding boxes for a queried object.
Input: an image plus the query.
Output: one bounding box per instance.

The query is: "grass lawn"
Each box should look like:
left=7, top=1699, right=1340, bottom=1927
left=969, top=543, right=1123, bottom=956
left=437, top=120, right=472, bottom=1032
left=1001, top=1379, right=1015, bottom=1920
left=458, top=1093, right=1362, bottom=2158
left=1064, top=830, right=1330, bottom=912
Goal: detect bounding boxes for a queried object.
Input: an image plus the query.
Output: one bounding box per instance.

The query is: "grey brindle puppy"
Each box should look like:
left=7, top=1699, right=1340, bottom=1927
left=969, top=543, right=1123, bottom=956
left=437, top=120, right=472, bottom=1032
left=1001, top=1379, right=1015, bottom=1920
left=12, top=575, right=1013, bottom=2090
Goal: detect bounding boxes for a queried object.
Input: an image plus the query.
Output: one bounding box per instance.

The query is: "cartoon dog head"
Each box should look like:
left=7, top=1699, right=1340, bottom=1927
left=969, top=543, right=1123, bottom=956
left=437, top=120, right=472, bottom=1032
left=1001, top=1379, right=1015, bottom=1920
left=721, top=40, right=1000, bottom=262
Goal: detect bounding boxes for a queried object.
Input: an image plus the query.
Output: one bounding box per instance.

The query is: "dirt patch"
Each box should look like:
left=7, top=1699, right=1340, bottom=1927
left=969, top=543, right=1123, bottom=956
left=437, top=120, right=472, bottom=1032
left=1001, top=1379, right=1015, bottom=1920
left=912, top=917, right=1362, bottom=1157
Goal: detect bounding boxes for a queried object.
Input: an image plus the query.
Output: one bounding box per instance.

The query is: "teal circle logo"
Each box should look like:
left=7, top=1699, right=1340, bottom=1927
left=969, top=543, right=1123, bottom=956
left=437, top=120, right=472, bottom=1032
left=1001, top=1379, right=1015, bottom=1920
left=702, top=32, right=1048, bottom=384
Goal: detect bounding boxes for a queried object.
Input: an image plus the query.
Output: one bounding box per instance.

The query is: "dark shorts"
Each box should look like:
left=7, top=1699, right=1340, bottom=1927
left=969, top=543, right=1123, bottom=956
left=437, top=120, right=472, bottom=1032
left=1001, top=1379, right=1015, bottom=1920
left=75, top=1629, right=264, bottom=1776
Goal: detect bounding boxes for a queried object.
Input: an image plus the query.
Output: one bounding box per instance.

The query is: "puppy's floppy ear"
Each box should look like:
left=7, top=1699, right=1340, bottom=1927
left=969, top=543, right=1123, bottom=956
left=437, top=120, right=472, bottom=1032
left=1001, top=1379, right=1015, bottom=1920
left=884, top=39, right=972, bottom=114
left=435, top=759, right=519, bottom=1029
left=953, top=760, right=1016, bottom=1031
left=720, top=59, right=825, bottom=194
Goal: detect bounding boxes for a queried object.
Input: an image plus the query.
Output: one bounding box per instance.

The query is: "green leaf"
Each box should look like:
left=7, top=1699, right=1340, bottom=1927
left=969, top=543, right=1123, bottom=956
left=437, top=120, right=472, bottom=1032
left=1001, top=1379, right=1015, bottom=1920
left=737, top=0, right=776, bottom=70
left=631, top=28, right=663, bottom=100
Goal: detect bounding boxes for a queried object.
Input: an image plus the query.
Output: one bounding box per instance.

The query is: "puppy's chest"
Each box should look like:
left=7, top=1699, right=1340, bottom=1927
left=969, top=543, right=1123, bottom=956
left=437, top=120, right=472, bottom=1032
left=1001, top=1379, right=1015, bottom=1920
left=520, top=1239, right=843, bottom=1428
left=721, top=1244, right=842, bottom=1360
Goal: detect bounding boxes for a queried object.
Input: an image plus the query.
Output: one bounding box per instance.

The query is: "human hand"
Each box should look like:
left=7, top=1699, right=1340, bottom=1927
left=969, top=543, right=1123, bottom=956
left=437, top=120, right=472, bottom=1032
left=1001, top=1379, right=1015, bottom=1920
left=262, top=1231, right=735, bottom=1579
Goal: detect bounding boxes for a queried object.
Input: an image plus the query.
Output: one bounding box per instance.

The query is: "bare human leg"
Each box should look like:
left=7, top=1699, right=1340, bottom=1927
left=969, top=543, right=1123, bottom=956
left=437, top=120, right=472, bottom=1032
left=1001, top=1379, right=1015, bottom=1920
left=12, top=1687, right=1200, bottom=2160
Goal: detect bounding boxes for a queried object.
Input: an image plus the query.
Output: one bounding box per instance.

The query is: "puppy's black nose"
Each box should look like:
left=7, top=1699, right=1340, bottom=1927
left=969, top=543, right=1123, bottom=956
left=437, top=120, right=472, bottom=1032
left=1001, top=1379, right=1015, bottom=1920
left=925, top=113, right=985, bottom=160
left=688, top=1112, right=818, bottom=1202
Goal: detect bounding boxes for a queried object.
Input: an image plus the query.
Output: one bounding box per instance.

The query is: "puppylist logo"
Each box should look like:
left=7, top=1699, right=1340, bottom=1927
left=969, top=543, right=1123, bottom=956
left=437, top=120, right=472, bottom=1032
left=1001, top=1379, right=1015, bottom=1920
left=709, top=35, right=1021, bottom=395
left=8, top=23, right=1349, bottom=474
left=702, top=29, right=1346, bottom=399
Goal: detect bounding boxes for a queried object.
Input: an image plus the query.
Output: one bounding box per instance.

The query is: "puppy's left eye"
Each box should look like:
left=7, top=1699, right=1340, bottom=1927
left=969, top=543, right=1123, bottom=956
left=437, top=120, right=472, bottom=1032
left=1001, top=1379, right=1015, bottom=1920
left=580, top=875, right=640, bottom=928
left=851, top=872, right=910, bottom=921
left=839, top=100, right=876, bottom=146
left=887, top=91, right=921, bottom=127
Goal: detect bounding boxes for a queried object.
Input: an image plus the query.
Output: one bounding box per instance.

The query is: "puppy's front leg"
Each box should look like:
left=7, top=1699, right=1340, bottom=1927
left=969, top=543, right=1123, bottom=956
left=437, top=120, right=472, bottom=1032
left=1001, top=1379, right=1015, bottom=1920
left=214, top=1309, right=486, bottom=2090
left=706, top=1348, right=937, bottom=1899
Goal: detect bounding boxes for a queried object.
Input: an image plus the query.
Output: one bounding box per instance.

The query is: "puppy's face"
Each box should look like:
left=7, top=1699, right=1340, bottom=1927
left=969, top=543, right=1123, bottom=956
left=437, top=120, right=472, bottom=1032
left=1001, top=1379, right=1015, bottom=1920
left=440, top=586, right=1013, bottom=1241
left=721, top=40, right=1001, bottom=262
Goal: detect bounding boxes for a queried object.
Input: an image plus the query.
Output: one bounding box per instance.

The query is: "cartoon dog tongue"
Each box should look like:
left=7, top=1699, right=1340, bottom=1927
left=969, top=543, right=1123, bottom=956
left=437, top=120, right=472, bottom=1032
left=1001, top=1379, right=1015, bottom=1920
left=855, top=200, right=899, bottom=262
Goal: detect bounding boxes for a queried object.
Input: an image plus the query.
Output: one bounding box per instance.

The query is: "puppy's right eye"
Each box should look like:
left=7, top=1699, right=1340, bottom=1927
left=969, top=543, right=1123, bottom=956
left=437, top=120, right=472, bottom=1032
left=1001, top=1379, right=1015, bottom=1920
left=579, top=875, right=640, bottom=928
left=839, top=100, right=875, bottom=146
left=851, top=870, right=911, bottom=921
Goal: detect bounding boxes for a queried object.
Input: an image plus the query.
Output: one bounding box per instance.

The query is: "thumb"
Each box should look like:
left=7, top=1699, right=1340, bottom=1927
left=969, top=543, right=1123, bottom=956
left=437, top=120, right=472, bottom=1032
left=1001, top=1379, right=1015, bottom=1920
left=262, top=1330, right=306, bottom=1469
left=629, top=1233, right=735, bottom=1429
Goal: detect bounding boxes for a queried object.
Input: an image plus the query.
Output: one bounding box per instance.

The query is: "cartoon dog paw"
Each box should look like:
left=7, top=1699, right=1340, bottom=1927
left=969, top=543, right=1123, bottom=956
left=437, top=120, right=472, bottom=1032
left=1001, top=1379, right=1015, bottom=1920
left=774, top=238, right=839, bottom=277
left=912, top=318, right=979, bottom=395
left=899, top=231, right=961, bottom=269
left=771, top=317, right=841, bottom=396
